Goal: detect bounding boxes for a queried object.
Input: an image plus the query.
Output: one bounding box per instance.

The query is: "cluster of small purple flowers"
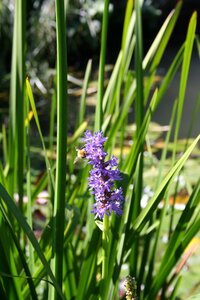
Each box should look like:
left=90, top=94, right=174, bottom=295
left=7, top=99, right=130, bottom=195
left=82, top=130, right=124, bottom=219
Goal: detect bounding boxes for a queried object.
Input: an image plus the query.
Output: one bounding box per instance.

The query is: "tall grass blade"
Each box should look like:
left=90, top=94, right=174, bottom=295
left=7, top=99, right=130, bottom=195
left=157, top=177, right=200, bottom=274
left=0, top=183, right=64, bottom=299
left=63, top=244, right=77, bottom=299
left=25, top=97, right=34, bottom=275
left=147, top=181, right=200, bottom=298
left=51, top=0, right=68, bottom=299
left=169, top=11, right=197, bottom=237
left=76, top=228, right=101, bottom=300
left=174, top=12, right=197, bottom=143
left=26, top=78, right=54, bottom=191
left=143, top=100, right=178, bottom=297
left=131, top=0, right=144, bottom=279
left=124, top=89, right=158, bottom=175
left=135, top=0, right=144, bottom=132
left=0, top=195, right=37, bottom=299
left=143, top=2, right=181, bottom=104
left=0, top=220, right=23, bottom=300
left=16, top=0, right=26, bottom=213
left=95, top=0, right=110, bottom=131
left=49, top=76, right=57, bottom=157
left=78, top=59, right=92, bottom=126
left=155, top=45, right=184, bottom=109
left=143, top=1, right=182, bottom=71
left=2, top=125, right=8, bottom=167
left=133, top=134, right=200, bottom=232
left=8, top=0, right=26, bottom=204
left=121, top=0, right=134, bottom=50
left=102, top=52, right=122, bottom=113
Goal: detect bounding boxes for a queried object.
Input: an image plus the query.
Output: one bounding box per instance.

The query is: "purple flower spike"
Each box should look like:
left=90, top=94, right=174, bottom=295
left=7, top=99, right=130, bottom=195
left=82, top=131, right=124, bottom=219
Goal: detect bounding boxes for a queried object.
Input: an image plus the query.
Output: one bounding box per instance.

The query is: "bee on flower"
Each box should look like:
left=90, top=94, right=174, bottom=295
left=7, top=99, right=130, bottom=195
left=74, top=147, right=87, bottom=164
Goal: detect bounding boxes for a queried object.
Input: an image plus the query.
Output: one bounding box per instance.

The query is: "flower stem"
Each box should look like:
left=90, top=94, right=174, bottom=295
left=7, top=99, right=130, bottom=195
left=101, top=214, right=109, bottom=296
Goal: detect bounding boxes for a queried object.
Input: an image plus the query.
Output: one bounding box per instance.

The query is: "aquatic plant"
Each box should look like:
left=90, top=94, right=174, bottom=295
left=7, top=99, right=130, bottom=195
left=0, top=0, right=199, bottom=300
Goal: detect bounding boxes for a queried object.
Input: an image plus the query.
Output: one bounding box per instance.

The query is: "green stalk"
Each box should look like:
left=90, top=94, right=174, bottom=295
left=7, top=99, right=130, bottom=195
left=8, top=0, right=26, bottom=204
left=94, top=3, right=110, bottom=297
left=135, top=0, right=144, bottom=132
left=52, top=0, right=68, bottom=299
left=174, top=12, right=197, bottom=144
left=129, top=154, right=142, bottom=278
left=102, top=215, right=109, bottom=279
left=25, top=98, right=34, bottom=275
left=8, top=0, right=17, bottom=197
left=0, top=202, right=37, bottom=300
left=169, top=12, right=197, bottom=237
left=95, top=0, right=110, bottom=131
left=16, top=0, right=26, bottom=214
left=2, top=125, right=8, bottom=167
left=143, top=101, right=177, bottom=298
left=130, top=0, right=144, bottom=279
left=0, top=183, right=64, bottom=299
left=2, top=2, right=26, bottom=296
left=49, top=76, right=57, bottom=158
left=78, top=59, right=92, bottom=127
left=0, top=220, right=23, bottom=299
left=121, top=0, right=134, bottom=50
left=110, top=0, right=134, bottom=147
left=134, top=0, right=144, bottom=200
left=26, top=78, right=55, bottom=192
left=101, top=214, right=109, bottom=299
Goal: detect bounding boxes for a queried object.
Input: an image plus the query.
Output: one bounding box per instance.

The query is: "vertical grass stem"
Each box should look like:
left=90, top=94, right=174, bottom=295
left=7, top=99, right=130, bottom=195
left=101, top=214, right=109, bottom=299
left=95, top=0, right=110, bottom=131
left=52, top=0, right=68, bottom=299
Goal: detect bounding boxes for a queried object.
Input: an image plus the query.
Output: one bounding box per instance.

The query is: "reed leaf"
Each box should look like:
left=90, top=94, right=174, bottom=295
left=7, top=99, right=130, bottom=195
left=52, top=0, right=68, bottom=299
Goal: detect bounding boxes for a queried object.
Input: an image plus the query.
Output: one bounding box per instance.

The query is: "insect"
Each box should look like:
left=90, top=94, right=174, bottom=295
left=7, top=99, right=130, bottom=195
left=74, top=147, right=87, bottom=164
